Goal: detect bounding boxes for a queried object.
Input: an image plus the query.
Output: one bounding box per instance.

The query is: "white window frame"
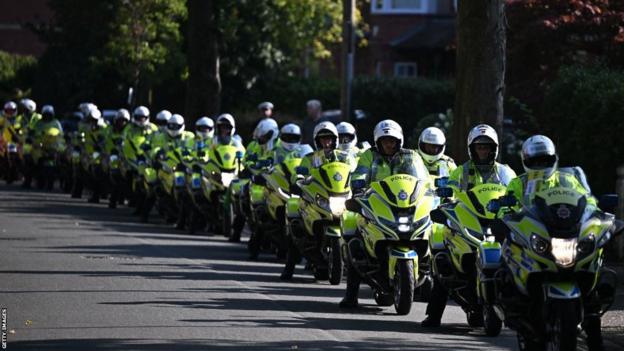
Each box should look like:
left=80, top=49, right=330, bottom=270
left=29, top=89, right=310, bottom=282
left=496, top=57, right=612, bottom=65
left=394, top=62, right=418, bottom=78
left=371, top=0, right=430, bottom=15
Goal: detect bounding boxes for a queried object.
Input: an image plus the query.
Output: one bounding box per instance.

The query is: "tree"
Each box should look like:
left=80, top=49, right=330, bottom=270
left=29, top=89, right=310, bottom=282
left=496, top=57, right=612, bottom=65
left=185, top=0, right=221, bottom=121
left=103, top=0, right=186, bottom=107
left=506, top=0, right=624, bottom=109
left=451, top=0, right=507, bottom=162
left=32, top=0, right=118, bottom=111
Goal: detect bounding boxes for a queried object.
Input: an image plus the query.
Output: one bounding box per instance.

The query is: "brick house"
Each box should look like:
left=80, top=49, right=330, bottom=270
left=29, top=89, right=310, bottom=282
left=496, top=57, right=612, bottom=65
left=0, top=0, right=51, bottom=56
left=356, top=0, right=457, bottom=78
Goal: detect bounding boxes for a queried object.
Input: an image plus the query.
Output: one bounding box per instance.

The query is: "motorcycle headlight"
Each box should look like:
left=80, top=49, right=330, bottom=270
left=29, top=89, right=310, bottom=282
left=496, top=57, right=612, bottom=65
left=316, top=195, right=330, bottom=211
left=530, top=234, right=550, bottom=255
left=109, top=155, right=119, bottom=163
left=577, top=235, right=595, bottom=255
left=92, top=151, right=100, bottom=160
left=329, top=197, right=347, bottom=216
left=222, top=172, right=235, bottom=187
left=550, top=237, right=577, bottom=268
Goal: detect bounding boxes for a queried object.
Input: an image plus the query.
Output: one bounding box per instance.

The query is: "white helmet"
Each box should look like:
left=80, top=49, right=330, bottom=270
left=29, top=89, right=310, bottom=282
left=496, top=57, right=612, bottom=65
left=467, top=124, right=499, bottom=165
left=133, top=106, right=150, bottom=127
left=313, top=121, right=338, bottom=150
left=521, top=135, right=558, bottom=178
left=115, top=108, right=130, bottom=122
left=336, top=122, right=357, bottom=151
left=418, top=127, right=446, bottom=164
left=166, top=114, right=185, bottom=138
left=3, top=101, right=17, bottom=117
left=195, top=116, right=214, bottom=140
left=21, top=99, right=36, bottom=113
left=256, top=118, right=279, bottom=149
left=87, top=107, right=102, bottom=121
left=79, top=102, right=96, bottom=116
left=374, top=119, right=404, bottom=154
left=279, top=123, right=301, bottom=151
left=41, top=105, right=55, bottom=117
left=155, top=110, right=172, bottom=128
left=258, top=101, right=274, bottom=111
left=216, top=113, right=236, bottom=140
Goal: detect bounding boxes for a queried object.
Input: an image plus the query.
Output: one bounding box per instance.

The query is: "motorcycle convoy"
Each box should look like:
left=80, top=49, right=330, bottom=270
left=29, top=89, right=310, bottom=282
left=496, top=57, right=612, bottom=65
left=1, top=98, right=622, bottom=351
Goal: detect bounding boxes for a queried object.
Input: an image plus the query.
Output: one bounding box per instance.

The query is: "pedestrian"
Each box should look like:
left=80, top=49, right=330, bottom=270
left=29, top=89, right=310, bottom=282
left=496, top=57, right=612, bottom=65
left=301, top=99, right=324, bottom=146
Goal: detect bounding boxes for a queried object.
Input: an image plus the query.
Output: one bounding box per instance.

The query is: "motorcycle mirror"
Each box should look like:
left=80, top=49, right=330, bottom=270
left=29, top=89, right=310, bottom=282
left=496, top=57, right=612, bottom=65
left=175, top=163, right=186, bottom=172
left=290, top=183, right=302, bottom=196
left=351, top=179, right=366, bottom=191
left=296, top=166, right=309, bottom=176
left=430, top=208, right=447, bottom=224
left=500, top=194, right=518, bottom=207
left=599, top=194, right=618, bottom=214
left=491, top=219, right=510, bottom=242
left=434, top=177, right=449, bottom=188
left=235, top=150, right=244, bottom=159
left=345, top=198, right=361, bottom=213
left=252, top=174, right=266, bottom=186
left=435, top=187, right=453, bottom=198
left=487, top=199, right=501, bottom=213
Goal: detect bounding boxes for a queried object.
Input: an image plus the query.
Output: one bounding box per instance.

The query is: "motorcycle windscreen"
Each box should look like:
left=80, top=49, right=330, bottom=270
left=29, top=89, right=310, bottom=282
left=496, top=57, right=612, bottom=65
left=456, top=183, right=507, bottom=220
left=209, top=145, right=239, bottom=172
left=531, top=186, right=586, bottom=238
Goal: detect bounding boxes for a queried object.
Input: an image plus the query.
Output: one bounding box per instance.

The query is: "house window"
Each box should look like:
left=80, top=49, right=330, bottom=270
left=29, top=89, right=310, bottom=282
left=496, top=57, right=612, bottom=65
left=372, top=0, right=430, bottom=14
left=394, top=62, right=418, bottom=77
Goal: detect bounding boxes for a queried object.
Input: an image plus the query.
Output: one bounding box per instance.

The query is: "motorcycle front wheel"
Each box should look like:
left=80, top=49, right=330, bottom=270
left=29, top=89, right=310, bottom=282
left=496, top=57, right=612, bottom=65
left=327, top=237, right=343, bottom=285
left=393, top=259, right=415, bottom=315
left=483, top=304, right=502, bottom=336
left=547, top=300, right=579, bottom=351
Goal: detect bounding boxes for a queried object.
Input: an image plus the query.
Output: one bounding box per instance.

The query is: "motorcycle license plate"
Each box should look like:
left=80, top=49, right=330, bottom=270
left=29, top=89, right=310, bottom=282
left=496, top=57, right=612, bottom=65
left=192, top=177, right=201, bottom=189
left=175, top=175, right=185, bottom=186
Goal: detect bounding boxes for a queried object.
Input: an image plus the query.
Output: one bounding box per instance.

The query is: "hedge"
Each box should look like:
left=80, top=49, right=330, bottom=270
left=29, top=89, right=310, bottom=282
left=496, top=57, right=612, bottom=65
left=230, top=76, right=455, bottom=143
left=541, top=65, right=624, bottom=195
left=0, top=50, right=37, bottom=101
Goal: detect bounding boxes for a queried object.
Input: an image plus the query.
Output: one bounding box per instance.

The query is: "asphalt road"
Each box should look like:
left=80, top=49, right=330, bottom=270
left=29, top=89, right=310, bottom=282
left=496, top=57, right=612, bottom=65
left=0, top=184, right=620, bottom=351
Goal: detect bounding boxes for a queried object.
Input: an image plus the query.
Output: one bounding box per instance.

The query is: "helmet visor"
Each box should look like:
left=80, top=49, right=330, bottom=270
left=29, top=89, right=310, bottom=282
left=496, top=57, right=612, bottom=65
left=338, top=133, right=355, bottom=144
left=280, top=133, right=301, bottom=144
left=524, top=154, right=557, bottom=169
left=419, top=142, right=443, bottom=156
left=197, top=125, right=213, bottom=132
left=167, top=123, right=183, bottom=131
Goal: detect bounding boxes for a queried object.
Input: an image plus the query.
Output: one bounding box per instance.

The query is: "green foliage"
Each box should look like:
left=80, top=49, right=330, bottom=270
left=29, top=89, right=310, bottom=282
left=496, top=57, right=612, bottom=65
left=103, top=0, right=186, bottom=88
left=0, top=51, right=37, bottom=100
left=32, top=0, right=119, bottom=111
left=218, top=0, right=346, bottom=108
left=229, top=76, right=455, bottom=143
left=541, top=65, right=624, bottom=194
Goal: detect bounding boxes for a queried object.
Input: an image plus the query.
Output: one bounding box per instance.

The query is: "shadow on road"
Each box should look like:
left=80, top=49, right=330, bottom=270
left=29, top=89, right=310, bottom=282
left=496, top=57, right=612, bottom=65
left=7, top=337, right=498, bottom=351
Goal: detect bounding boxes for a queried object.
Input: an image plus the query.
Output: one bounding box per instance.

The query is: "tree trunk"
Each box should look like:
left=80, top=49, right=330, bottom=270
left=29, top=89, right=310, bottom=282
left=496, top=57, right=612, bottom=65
left=185, top=0, right=221, bottom=124
left=450, top=0, right=506, bottom=162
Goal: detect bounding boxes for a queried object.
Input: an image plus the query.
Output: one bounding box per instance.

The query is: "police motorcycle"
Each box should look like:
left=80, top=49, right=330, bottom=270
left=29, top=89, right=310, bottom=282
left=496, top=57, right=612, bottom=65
left=197, top=142, right=244, bottom=236
left=486, top=186, right=623, bottom=351
left=183, top=118, right=214, bottom=234
left=284, top=149, right=352, bottom=284
left=151, top=145, right=191, bottom=225
left=1, top=132, right=21, bottom=184
left=429, top=178, right=509, bottom=333
left=343, top=154, right=434, bottom=314
left=59, top=112, right=84, bottom=193
left=34, top=126, right=64, bottom=190
left=262, top=144, right=314, bottom=259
